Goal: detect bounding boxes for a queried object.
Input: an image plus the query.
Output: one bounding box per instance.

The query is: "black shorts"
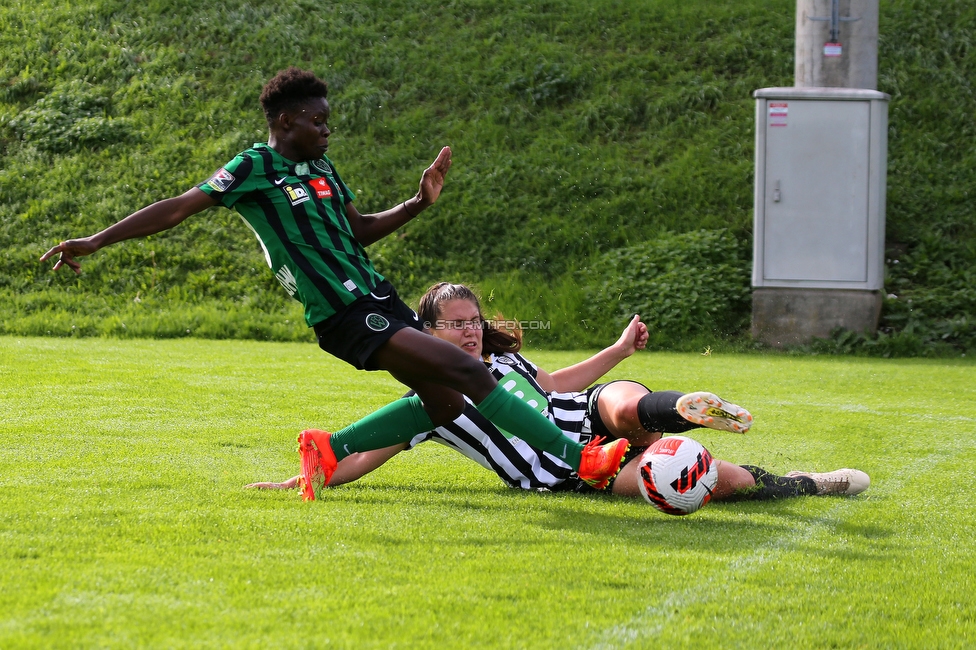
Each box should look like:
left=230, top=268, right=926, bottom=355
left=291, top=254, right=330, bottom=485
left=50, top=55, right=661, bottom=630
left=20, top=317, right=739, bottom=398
left=585, top=379, right=652, bottom=439
left=544, top=380, right=652, bottom=494
left=312, top=281, right=425, bottom=371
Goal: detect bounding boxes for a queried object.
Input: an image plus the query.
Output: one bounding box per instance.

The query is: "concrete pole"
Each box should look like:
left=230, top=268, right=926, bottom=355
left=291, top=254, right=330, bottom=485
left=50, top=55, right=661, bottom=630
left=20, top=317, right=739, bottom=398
left=795, top=0, right=878, bottom=89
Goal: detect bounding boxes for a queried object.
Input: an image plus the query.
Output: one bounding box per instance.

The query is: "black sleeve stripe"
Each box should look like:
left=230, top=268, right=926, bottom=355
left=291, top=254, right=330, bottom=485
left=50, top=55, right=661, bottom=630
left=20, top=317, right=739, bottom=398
left=515, top=353, right=538, bottom=378
left=226, top=155, right=253, bottom=195
left=203, top=155, right=253, bottom=206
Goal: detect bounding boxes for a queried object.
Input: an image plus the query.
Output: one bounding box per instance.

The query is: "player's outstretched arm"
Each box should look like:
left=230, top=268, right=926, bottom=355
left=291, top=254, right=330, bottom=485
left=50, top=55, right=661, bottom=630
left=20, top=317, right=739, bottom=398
left=39, top=188, right=218, bottom=274
left=347, top=146, right=452, bottom=246
left=244, top=443, right=408, bottom=491
left=244, top=476, right=301, bottom=490
left=542, top=315, right=649, bottom=393
left=325, top=443, right=409, bottom=486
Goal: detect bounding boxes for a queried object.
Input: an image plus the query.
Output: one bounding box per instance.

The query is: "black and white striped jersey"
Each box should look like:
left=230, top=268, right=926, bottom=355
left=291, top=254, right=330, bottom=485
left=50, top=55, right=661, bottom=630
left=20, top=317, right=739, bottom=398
left=408, top=352, right=597, bottom=490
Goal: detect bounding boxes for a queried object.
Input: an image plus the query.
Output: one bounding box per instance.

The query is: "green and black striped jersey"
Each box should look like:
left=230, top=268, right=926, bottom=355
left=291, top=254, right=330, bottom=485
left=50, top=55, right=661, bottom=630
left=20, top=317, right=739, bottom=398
left=198, top=143, right=385, bottom=326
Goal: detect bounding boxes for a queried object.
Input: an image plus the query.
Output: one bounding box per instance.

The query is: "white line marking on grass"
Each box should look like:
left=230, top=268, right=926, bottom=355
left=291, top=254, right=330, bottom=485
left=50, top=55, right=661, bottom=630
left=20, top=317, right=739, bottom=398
left=760, top=398, right=976, bottom=424
left=587, top=453, right=942, bottom=649
left=587, top=519, right=820, bottom=648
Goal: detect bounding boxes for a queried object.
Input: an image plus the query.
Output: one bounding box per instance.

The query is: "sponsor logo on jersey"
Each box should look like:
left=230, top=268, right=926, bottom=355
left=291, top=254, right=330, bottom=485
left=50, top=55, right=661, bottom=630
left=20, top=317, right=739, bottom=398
left=495, top=356, right=516, bottom=366
left=273, top=177, right=287, bottom=186
left=499, top=375, right=547, bottom=414
left=366, top=313, right=390, bottom=332
left=309, top=177, right=332, bottom=199
left=283, top=184, right=310, bottom=206
left=275, top=265, right=299, bottom=296
left=206, top=168, right=235, bottom=192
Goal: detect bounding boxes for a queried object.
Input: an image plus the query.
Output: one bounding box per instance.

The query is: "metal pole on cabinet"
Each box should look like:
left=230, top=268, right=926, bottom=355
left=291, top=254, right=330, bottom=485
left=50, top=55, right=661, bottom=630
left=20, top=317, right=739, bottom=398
left=795, top=0, right=879, bottom=89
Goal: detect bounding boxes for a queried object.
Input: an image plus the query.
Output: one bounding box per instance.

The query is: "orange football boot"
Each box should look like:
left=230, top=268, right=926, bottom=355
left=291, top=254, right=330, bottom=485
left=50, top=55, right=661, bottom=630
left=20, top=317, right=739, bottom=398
left=578, top=436, right=631, bottom=490
left=297, top=429, right=338, bottom=501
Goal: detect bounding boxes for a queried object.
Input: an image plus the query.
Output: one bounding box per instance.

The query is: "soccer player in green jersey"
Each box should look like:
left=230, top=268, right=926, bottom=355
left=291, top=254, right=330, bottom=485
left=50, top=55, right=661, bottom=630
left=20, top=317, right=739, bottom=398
left=39, top=67, right=630, bottom=499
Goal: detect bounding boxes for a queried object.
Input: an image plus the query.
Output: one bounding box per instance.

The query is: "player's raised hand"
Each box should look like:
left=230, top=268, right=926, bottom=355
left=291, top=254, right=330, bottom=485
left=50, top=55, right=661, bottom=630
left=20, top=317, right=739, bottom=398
left=613, top=314, right=649, bottom=358
left=39, top=238, right=98, bottom=275
left=416, top=146, right=452, bottom=206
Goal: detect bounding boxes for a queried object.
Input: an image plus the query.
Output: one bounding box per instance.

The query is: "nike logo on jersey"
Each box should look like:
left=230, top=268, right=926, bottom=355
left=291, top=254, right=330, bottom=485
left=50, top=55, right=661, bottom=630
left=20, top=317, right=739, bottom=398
left=273, top=177, right=287, bottom=186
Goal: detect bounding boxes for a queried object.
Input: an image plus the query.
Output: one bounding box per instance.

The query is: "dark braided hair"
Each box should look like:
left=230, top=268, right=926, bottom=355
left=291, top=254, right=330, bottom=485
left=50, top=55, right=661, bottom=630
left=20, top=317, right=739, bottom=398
left=417, top=282, right=522, bottom=356
left=259, top=67, right=329, bottom=127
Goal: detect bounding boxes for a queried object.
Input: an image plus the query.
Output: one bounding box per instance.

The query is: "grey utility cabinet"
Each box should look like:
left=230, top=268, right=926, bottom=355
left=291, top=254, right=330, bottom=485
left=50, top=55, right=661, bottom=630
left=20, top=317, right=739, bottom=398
left=752, top=87, right=889, bottom=291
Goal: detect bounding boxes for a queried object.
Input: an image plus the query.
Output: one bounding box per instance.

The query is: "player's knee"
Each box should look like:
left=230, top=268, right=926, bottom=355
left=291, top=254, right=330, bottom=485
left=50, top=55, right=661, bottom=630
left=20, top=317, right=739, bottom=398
left=451, top=353, right=494, bottom=392
left=608, top=397, right=643, bottom=433
left=424, top=398, right=466, bottom=426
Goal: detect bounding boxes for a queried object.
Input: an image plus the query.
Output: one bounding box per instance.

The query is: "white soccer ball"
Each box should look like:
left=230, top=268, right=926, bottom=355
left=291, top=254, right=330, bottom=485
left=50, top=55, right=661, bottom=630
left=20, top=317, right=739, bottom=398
left=637, top=436, right=718, bottom=516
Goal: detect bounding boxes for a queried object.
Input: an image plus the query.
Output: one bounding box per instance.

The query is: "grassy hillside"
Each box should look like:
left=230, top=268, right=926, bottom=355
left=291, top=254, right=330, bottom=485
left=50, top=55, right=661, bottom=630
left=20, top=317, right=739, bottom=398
left=1, top=0, right=973, bottom=352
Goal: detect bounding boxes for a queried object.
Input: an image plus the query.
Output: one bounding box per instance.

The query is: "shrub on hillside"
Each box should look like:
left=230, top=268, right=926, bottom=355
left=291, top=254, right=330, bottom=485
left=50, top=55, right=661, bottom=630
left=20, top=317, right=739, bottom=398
left=7, top=80, right=132, bottom=153
left=578, top=229, right=751, bottom=345
left=883, top=236, right=976, bottom=349
left=812, top=235, right=976, bottom=356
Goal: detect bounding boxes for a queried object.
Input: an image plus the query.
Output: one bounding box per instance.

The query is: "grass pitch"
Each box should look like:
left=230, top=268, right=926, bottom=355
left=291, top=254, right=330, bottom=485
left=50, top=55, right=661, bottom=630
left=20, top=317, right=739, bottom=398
left=1, top=336, right=974, bottom=648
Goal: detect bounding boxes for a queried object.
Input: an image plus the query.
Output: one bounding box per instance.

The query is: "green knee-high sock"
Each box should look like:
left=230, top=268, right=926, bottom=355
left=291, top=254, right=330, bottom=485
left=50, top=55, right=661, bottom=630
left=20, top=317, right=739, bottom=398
left=329, top=396, right=434, bottom=462
left=475, top=383, right=585, bottom=468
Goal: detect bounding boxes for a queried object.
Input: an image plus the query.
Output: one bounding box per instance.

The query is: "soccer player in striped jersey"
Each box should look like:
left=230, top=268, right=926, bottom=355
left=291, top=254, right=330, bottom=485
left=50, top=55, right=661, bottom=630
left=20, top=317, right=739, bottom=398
left=39, top=67, right=630, bottom=498
left=249, top=283, right=870, bottom=499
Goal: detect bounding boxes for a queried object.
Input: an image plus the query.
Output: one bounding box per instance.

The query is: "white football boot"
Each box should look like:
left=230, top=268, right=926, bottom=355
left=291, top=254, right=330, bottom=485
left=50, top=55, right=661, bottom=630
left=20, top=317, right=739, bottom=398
left=676, top=391, right=753, bottom=434
left=785, top=469, right=871, bottom=496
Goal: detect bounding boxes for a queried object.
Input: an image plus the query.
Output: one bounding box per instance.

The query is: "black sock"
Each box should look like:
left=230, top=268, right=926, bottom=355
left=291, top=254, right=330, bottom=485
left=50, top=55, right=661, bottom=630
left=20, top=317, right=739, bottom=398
left=729, top=465, right=818, bottom=501
left=636, top=390, right=698, bottom=433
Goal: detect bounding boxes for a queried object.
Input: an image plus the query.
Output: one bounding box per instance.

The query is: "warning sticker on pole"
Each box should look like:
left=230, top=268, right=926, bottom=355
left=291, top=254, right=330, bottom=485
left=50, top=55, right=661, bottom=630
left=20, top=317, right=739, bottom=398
left=768, top=102, right=788, bottom=127
left=824, top=42, right=843, bottom=57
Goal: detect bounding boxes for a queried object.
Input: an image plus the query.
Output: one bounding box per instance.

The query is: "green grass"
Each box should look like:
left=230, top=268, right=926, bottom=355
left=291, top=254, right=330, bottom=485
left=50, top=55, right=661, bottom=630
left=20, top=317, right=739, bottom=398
left=2, top=336, right=974, bottom=648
